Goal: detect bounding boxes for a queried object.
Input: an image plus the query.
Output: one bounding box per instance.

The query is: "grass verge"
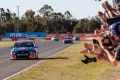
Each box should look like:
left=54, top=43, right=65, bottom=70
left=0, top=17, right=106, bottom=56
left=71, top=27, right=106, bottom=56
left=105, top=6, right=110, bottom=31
left=0, top=41, right=15, bottom=47
left=7, top=41, right=120, bottom=80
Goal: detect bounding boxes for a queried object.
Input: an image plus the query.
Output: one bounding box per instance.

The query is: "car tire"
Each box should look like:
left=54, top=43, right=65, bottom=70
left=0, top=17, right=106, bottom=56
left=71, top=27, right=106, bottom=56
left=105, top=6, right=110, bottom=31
left=36, top=55, right=38, bottom=59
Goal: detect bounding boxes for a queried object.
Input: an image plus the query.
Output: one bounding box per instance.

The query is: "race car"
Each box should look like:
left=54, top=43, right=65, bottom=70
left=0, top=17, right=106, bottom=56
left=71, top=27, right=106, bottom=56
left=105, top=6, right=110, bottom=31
left=51, top=36, right=59, bottom=41
left=63, top=36, right=73, bottom=44
left=10, top=40, right=38, bottom=60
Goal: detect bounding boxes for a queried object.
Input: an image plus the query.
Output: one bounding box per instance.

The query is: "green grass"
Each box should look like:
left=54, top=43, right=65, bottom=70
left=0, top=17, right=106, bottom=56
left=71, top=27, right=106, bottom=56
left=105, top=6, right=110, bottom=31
left=7, top=41, right=120, bottom=80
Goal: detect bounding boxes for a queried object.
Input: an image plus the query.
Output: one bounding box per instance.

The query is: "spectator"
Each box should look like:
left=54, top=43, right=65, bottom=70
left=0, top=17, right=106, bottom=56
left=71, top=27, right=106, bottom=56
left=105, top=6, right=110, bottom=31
left=100, top=22, right=120, bottom=66
left=113, top=0, right=120, bottom=8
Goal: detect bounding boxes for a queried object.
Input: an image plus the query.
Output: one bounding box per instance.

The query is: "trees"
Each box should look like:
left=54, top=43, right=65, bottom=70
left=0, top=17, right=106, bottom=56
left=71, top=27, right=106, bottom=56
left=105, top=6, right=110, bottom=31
left=50, top=12, right=65, bottom=20
left=22, top=10, right=36, bottom=32
left=64, top=11, right=72, bottom=20
left=73, top=17, right=101, bottom=33
left=38, top=4, right=54, bottom=17
left=0, top=8, right=15, bottom=34
left=0, top=5, right=101, bottom=36
left=0, top=8, right=6, bottom=21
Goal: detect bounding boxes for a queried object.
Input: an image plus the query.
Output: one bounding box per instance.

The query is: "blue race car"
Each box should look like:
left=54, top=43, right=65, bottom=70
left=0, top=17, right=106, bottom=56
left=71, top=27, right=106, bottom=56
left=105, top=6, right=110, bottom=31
left=10, top=40, right=38, bottom=60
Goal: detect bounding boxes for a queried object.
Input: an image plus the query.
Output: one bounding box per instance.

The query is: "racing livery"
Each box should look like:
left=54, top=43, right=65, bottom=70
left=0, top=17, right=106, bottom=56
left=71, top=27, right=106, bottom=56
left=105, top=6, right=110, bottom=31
left=10, top=40, right=38, bottom=60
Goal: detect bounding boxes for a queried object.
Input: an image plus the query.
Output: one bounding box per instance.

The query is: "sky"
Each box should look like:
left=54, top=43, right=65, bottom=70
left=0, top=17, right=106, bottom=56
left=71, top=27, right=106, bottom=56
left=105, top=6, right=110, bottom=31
left=0, top=0, right=112, bottom=19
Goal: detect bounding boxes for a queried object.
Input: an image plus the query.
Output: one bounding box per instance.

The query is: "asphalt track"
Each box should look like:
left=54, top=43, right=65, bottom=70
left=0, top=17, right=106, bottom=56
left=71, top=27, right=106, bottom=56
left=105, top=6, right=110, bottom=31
left=0, top=41, right=71, bottom=80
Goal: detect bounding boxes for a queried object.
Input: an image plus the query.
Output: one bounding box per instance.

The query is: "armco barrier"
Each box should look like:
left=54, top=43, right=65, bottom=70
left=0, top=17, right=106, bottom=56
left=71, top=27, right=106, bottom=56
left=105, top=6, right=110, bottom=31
left=11, top=38, right=19, bottom=41
left=80, top=37, right=101, bottom=40
left=79, top=34, right=101, bottom=40
left=11, top=38, right=37, bottom=41
left=45, top=36, right=51, bottom=40
left=1, top=38, right=12, bottom=41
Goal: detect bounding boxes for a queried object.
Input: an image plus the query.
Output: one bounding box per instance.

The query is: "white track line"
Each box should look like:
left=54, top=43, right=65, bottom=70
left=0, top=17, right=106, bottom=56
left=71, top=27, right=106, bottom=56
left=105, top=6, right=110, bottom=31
left=3, top=45, right=71, bottom=80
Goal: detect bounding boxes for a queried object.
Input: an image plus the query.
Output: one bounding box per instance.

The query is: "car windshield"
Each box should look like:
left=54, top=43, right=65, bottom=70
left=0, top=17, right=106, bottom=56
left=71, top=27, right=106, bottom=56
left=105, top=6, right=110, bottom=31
left=14, top=42, right=34, bottom=47
left=65, top=38, right=71, bottom=39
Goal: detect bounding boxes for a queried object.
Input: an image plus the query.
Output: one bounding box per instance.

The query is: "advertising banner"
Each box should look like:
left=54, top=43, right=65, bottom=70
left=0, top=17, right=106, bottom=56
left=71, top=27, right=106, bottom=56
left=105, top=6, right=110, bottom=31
left=5, top=32, right=46, bottom=38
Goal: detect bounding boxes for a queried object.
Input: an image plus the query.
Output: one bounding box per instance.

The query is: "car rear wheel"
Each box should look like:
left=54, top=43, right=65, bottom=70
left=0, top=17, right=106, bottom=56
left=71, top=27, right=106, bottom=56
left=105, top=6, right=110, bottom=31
left=36, top=56, right=38, bottom=59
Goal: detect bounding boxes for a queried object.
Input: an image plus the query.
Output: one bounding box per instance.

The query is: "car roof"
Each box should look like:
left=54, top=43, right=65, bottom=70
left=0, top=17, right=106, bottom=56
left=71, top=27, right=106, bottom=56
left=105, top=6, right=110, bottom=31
left=64, top=36, right=72, bottom=38
left=16, top=40, right=34, bottom=43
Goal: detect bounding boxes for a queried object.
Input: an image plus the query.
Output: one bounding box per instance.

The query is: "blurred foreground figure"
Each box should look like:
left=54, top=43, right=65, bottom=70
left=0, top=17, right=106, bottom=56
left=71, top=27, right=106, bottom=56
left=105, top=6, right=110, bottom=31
left=113, top=0, right=120, bottom=8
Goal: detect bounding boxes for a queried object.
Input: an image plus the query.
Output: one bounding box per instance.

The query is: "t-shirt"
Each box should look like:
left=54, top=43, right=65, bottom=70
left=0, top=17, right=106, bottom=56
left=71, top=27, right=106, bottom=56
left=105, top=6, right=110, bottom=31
left=106, top=17, right=120, bottom=26
left=113, top=0, right=120, bottom=8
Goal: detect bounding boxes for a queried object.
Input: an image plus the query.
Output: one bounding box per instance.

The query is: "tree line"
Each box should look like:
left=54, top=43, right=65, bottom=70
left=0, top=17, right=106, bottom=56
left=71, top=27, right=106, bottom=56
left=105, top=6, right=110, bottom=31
left=0, top=4, right=101, bottom=35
